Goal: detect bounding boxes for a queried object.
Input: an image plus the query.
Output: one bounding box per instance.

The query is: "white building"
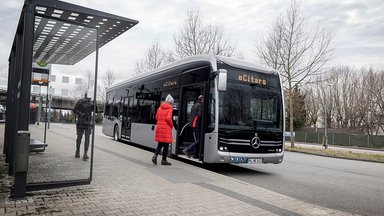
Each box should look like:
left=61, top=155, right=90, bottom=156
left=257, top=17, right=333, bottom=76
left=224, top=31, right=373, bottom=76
left=31, top=73, right=93, bottom=99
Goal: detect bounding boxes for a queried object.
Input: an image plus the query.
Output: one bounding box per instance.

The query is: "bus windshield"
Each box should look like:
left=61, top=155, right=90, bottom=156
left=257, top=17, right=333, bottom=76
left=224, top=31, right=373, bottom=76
left=219, top=81, right=283, bottom=132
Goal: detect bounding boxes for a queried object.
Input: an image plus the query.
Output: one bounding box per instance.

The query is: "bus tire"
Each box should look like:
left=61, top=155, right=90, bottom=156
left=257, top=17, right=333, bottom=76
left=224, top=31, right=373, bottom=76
left=113, top=125, right=119, bottom=141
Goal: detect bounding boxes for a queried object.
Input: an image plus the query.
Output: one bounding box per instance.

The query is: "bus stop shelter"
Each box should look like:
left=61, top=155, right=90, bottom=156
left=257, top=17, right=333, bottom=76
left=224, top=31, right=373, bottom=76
left=5, top=0, right=138, bottom=198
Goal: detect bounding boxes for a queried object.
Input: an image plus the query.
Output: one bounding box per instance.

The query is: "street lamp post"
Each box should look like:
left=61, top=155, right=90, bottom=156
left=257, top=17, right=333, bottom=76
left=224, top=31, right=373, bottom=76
left=324, top=84, right=332, bottom=149
left=48, top=86, right=52, bottom=129
left=37, top=85, right=42, bottom=126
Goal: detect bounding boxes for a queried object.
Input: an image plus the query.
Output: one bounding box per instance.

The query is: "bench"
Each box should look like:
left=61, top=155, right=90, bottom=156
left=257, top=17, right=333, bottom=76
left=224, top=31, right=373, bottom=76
left=30, top=138, right=48, bottom=153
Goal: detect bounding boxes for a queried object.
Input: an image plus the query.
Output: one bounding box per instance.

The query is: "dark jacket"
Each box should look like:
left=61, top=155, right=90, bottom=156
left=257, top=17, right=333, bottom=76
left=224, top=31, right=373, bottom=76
left=190, top=101, right=202, bottom=129
left=73, top=97, right=94, bottom=127
left=155, top=102, right=174, bottom=143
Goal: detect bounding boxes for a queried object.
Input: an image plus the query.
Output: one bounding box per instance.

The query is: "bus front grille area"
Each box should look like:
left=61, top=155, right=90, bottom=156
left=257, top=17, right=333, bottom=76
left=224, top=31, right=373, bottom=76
left=218, top=137, right=283, bottom=154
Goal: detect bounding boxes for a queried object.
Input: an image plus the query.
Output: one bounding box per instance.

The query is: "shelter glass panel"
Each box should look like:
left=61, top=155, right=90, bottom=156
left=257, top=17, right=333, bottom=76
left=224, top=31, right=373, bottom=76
left=27, top=16, right=97, bottom=185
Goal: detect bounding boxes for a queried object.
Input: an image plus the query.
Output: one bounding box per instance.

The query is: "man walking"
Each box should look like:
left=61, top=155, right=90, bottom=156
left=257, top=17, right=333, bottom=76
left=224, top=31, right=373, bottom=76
left=73, top=93, right=94, bottom=161
left=183, top=95, right=203, bottom=158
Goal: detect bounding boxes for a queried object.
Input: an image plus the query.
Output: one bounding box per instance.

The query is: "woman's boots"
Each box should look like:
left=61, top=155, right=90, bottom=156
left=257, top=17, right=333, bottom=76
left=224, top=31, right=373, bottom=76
left=161, top=160, right=171, bottom=165
left=152, top=155, right=158, bottom=165
left=152, top=154, right=171, bottom=165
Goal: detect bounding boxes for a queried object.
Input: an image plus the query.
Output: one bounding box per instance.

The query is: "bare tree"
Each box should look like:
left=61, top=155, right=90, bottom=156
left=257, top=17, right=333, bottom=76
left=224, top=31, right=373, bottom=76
left=376, top=70, right=384, bottom=134
left=103, top=69, right=115, bottom=88
left=306, top=66, right=384, bottom=135
left=358, top=68, right=384, bottom=135
left=255, top=0, right=334, bottom=147
left=135, top=40, right=170, bottom=74
left=73, top=70, right=94, bottom=99
left=174, top=9, right=236, bottom=58
left=303, top=87, right=319, bottom=127
left=97, top=69, right=115, bottom=102
left=329, top=67, right=361, bottom=130
left=374, top=70, right=384, bottom=134
left=306, top=68, right=355, bottom=133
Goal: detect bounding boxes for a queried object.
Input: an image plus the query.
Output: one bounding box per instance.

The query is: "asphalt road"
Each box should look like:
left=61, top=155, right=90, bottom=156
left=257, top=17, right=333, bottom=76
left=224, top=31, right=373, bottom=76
left=93, top=125, right=384, bottom=215
left=206, top=152, right=384, bottom=216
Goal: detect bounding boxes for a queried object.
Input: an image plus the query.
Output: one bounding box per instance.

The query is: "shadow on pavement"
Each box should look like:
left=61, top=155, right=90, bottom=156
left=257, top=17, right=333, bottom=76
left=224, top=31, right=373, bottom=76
left=201, top=163, right=275, bottom=176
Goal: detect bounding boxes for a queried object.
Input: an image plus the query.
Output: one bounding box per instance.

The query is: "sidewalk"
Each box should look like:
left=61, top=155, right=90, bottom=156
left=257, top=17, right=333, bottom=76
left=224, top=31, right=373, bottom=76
left=0, top=126, right=356, bottom=216
left=286, top=142, right=384, bottom=155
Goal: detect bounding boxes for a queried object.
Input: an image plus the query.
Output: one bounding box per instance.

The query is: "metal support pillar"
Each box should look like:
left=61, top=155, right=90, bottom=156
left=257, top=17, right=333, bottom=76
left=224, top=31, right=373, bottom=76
left=90, top=28, right=99, bottom=182
left=13, top=1, right=35, bottom=199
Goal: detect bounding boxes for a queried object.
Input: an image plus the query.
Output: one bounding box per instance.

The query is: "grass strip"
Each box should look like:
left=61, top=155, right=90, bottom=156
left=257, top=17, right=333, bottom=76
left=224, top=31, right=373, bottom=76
left=285, top=145, right=384, bottom=163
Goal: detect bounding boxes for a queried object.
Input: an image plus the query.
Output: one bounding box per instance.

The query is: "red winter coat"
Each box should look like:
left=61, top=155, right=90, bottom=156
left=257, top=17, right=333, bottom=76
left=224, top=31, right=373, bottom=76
left=155, top=102, right=174, bottom=143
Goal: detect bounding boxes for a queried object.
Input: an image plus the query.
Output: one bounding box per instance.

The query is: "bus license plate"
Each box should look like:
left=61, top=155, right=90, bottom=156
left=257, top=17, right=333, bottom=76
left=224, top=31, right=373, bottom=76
left=248, top=158, right=262, bottom=164
left=230, top=157, right=247, bottom=163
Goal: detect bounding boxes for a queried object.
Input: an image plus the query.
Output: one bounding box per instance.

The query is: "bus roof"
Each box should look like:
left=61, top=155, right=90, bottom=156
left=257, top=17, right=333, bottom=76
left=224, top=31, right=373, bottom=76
left=108, top=55, right=278, bottom=91
left=215, top=55, right=278, bottom=75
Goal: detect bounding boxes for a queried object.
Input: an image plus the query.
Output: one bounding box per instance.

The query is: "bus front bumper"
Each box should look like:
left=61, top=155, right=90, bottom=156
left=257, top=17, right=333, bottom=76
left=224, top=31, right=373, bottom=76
left=216, top=151, right=284, bottom=164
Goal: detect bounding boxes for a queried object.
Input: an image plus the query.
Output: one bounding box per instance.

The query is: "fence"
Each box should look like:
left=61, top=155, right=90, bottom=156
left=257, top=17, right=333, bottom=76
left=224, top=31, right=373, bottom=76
left=288, top=131, right=384, bottom=149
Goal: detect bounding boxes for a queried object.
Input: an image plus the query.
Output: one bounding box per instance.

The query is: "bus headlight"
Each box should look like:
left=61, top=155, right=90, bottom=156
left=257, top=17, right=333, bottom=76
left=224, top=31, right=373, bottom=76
left=219, top=145, right=229, bottom=151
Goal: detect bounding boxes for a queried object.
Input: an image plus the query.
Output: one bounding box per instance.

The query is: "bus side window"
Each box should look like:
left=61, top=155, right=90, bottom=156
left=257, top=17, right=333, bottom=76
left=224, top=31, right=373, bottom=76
left=105, top=93, right=114, bottom=119
left=135, top=97, right=155, bottom=124
left=104, top=103, right=110, bottom=118
left=112, top=102, right=119, bottom=118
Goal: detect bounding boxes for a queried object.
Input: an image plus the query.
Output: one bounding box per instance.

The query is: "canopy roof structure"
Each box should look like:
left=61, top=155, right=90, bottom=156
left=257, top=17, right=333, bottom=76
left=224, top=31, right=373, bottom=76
left=32, top=0, right=138, bottom=65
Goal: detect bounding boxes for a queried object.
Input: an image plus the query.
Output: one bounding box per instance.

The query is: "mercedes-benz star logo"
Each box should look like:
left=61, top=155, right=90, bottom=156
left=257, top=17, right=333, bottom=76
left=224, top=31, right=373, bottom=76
left=250, top=133, right=261, bottom=149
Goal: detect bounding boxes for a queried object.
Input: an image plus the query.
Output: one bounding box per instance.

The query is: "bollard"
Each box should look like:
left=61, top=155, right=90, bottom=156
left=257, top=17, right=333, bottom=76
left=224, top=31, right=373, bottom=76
left=13, top=131, right=30, bottom=198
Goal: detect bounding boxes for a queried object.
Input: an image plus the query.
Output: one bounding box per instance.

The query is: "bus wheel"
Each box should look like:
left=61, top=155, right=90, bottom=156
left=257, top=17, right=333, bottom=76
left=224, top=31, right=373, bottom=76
left=113, top=125, right=119, bottom=141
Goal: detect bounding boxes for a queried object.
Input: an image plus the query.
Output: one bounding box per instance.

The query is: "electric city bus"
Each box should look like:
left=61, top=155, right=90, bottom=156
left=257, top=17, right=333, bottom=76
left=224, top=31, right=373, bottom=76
left=102, top=55, right=285, bottom=164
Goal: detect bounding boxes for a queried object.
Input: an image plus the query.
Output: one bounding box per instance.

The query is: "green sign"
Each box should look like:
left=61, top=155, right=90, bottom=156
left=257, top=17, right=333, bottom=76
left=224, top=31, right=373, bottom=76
left=37, top=62, right=48, bottom=67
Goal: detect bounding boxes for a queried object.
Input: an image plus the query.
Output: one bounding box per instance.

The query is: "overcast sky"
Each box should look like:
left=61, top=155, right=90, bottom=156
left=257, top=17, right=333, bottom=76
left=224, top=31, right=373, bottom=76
left=0, top=0, right=383, bottom=88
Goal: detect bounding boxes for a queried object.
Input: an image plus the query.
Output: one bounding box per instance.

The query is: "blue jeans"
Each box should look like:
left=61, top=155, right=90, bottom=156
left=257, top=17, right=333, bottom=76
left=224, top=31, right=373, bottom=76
left=186, top=129, right=200, bottom=155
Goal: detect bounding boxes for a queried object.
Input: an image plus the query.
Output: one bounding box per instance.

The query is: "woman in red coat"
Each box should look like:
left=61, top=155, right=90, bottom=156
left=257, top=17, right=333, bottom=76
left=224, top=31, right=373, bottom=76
left=152, top=94, right=174, bottom=165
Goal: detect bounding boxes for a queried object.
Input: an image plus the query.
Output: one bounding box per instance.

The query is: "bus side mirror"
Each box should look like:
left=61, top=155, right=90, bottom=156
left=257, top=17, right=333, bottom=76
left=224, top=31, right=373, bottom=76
left=217, top=69, right=227, bottom=92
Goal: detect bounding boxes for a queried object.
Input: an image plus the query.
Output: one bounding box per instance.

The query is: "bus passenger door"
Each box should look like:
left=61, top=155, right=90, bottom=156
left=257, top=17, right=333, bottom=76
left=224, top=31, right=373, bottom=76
left=178, top=85, right=204, bottom=158
left=121, top=96, right=133, bottom=139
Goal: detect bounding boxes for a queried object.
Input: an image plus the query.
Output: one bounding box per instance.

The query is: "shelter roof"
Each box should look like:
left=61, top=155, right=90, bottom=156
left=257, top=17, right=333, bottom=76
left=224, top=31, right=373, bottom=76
left=32, top=0, right=138, bottom=65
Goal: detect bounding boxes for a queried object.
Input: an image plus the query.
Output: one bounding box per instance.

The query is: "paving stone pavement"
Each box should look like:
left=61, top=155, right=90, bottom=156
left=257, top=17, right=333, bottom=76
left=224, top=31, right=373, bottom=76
left=0, top=124, right=358, bottom=215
